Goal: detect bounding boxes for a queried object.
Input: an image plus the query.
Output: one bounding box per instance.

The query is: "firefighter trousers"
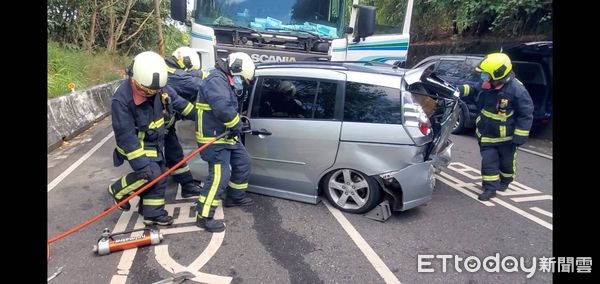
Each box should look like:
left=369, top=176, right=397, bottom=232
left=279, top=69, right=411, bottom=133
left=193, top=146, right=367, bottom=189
left=196, top=141, right=251, bottom=219
left=108, top=161, right=168, bottom=218
left=480, top=143, right=518, bottom=192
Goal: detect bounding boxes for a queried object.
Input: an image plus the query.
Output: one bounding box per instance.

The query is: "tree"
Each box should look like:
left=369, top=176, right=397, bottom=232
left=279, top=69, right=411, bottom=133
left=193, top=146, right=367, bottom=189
left=154, top=0, right=165, bottom=56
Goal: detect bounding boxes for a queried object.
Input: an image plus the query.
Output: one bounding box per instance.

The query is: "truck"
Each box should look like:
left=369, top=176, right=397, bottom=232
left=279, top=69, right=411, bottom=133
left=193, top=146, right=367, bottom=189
left=170, top=0, right=414, bottom=68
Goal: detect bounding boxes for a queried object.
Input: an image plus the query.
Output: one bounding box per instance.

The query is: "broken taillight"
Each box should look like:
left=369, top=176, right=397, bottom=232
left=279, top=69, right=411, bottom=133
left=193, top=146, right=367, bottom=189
left=418, top=113, right=431, bottom=135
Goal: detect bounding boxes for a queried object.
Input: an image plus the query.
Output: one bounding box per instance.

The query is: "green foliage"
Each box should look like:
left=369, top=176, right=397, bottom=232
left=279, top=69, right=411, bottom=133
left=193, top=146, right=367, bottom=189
left=344, top=0, right=551, bottom=41
left=48, top=41, right=129, bottom=98
left=48, top=0, right=189, bottom=55
left=164, top=25, right=190, bottom=54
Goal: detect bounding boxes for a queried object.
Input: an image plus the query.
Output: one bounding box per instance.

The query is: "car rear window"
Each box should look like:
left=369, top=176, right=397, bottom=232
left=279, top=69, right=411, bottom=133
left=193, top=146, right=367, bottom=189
left=343, top=82, right=402, bottom=124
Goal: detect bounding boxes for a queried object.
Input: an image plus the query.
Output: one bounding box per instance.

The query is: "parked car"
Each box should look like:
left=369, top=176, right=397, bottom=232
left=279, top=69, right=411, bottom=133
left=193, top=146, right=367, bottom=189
left=176, top=62, right=459, bottom=214
left=413, top=41, right=552, bottom=134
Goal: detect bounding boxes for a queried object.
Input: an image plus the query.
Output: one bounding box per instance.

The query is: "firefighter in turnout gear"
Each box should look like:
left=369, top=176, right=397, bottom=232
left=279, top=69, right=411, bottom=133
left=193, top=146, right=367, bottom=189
left=458, top=53, right=534, bottom=201
left=163, top=47, right=206, bottom=198
left=195, top=52, right=255, bottom=232
left=108, top=51, right=196, bottom=226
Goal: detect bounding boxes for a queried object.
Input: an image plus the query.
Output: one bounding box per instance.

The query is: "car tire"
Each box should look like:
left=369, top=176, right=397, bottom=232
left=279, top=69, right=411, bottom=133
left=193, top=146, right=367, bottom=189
left=322, top=169, right=382, bottom=214
left=452, top=106, right=467, bottom=134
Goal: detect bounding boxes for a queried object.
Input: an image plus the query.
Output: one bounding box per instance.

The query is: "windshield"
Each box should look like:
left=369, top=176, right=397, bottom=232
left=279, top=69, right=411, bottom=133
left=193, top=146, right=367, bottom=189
left=194, top=0, right=344, bottom=38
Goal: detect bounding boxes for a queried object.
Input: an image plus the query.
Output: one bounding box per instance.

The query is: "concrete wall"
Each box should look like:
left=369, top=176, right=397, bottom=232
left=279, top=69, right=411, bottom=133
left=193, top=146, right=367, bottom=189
left=47, top=80, right=122, bottom=151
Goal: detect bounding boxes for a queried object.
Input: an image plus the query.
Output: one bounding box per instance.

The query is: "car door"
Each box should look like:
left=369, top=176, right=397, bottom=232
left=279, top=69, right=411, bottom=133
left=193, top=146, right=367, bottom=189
left=244, top=69, right=346, bottom=204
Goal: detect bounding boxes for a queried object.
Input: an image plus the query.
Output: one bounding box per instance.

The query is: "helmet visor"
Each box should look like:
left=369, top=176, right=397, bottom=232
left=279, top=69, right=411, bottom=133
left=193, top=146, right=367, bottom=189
left=134, top=80, right=159, bottom=96
left=480, top=72, right=491, bottom=81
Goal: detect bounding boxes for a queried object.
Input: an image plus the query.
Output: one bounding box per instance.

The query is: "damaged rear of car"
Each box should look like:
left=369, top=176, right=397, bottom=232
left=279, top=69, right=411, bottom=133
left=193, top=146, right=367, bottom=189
left=177, top=62, right=460, bottom=219
left=324, top=64, right=460, bottom=216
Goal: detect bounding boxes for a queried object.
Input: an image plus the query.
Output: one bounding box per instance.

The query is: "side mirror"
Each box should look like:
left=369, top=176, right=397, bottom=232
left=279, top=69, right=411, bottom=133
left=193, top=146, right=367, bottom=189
left=353, top=5, right=376, bottom=43
left=170, top=0, right=187, bottom=22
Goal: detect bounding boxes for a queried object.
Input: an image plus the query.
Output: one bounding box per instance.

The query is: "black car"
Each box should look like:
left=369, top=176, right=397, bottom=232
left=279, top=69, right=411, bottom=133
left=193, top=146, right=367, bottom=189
left=413, top=41, right=552, bottom=134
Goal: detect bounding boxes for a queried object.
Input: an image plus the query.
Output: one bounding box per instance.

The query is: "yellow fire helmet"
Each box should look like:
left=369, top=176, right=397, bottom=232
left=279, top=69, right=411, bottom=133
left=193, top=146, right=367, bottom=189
left=475, top=53, right=512, bottom=81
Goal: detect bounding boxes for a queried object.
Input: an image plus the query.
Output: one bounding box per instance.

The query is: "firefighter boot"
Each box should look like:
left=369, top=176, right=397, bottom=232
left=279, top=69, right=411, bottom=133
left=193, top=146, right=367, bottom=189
left=143, top=214, right=174, bottom=226
left=196, top=216, right=225, bottom=232
left=181, top=181, right=202, bottom=198
left=478, top=190, right=496, bottom=201
left=224, top=196, right=255, bottom=207
left=498, top=184, right=509, bottom=192
left=108, top=187, right=131, bottom=211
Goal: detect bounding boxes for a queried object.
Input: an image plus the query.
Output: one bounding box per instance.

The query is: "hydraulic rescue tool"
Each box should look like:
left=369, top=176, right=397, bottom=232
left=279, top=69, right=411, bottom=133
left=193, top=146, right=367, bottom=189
left=93, top=228, right=163, bottom=255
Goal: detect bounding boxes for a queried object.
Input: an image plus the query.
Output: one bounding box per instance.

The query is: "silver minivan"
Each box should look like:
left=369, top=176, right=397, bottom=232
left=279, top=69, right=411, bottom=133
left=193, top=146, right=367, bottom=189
left=176, top=62, right=459, bottom=214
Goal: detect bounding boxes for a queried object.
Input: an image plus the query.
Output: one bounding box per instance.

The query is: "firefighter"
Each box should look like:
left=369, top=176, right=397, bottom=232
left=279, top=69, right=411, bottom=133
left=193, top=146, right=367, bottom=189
left=162, top=46, right=205, bottom=198
left=195, top=52, right=255, bottom=232
left=108, top=51, right=196, bottom=226
left=458, top=53, right=534, bottom=201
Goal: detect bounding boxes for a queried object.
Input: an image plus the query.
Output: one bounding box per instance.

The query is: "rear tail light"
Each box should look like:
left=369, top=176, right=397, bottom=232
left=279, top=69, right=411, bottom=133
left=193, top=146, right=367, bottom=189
left=419, top=121, right=430, bottom=135
left=418, top=112, right=431, bottom=135
left=402, top=90, right=432, bottom=137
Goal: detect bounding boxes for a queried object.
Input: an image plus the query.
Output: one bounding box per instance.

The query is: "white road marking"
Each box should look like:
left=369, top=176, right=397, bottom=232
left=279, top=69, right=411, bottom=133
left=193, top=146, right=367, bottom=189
left=324, top=201, right=401, bottom=284
left=161, top=226, right=203, bottom=235
left=530, top=207, right=553, bottom=218
left=109, top=275, right=127, bottom=284
left=518, top=147, right=553, bottom=160
left=491, top=198, right=552, bottom=230
left=503, top=181, right=543, bottom=196
left=436, top=171, right=469, bottom=187
left=511, top=195, right=553, bottom=202
left=155, top=245, right=232, bottom=284
left=110, top=202, right=228, bottom=283
left=447, top=162, right=542, bottom=196
left=436, top=174, right=495, bottom=206
left=109, top=198, right=140, bottom=284
left=439, top=162, right=552, bottom=231
left=447, top=163, right=482, bottom=180
left=165, top=203, right=196, bottom=225
left=155, top=206, right=231, bottom=283
left=48, top=131, right=114, bottom=192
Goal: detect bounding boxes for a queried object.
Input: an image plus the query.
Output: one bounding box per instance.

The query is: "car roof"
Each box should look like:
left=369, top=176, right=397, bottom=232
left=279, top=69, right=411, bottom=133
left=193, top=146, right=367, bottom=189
left=256, top=61, right=407, bottom=77
left=412, top=54, right=486, bottom=67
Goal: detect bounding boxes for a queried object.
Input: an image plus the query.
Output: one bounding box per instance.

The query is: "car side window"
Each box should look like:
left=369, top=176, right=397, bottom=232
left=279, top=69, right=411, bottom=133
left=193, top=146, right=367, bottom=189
left=434, top=60, right=465, bottom=81
left=251, top=77, right=337, bottom=120
left=344, top=82, right=402, bottom=124
left=465, top=58, right=481, bottom=82
left=313, top=81, right=337, bottom=119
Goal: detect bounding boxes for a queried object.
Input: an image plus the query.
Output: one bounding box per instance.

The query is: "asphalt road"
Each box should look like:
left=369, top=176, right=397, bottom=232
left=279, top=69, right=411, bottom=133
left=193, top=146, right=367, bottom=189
left=48, top=116, right=553, bottom=283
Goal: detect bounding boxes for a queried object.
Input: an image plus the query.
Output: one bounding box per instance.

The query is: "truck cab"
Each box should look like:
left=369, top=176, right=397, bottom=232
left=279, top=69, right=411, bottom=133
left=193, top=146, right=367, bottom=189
left=170, top=0, right=414, bottom=67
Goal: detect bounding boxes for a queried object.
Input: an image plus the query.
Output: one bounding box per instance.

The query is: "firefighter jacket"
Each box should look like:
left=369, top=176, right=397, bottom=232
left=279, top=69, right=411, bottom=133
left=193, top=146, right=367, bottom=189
left=195, top=65, right=242, bottom=148
left=459, top=73, right=534, bottom=146
left=111, top=80, right=196, bottom=170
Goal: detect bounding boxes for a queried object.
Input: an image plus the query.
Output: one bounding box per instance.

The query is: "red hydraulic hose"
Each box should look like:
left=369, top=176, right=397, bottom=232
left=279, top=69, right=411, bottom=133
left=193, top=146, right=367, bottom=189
left=48, top=132, right=229, bottom=246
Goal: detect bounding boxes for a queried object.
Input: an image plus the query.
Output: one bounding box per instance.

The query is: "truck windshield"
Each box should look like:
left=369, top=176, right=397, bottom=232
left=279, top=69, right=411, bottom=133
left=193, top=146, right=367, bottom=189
left=194, top=0, right=344, bottom=38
